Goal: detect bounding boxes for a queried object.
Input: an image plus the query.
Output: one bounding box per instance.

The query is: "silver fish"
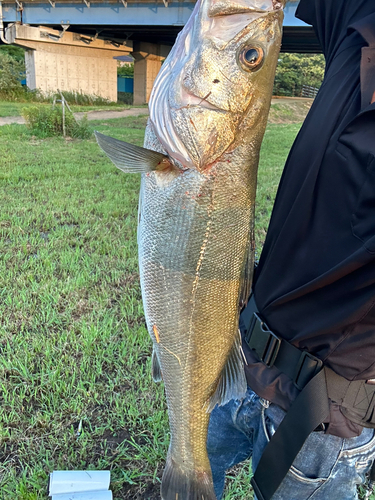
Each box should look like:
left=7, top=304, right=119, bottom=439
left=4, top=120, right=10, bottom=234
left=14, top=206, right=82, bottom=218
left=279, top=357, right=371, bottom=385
left=95, top=0, right=285, bottom=498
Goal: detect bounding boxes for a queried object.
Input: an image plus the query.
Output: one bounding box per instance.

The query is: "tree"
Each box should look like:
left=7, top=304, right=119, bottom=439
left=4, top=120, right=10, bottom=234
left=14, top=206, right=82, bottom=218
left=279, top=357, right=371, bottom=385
left=117, top=62, right=134, bottom=77
left=0, top=50, right=25, bottom=98
left=0, top=44, right=25, bottom=63
left=273, top=53, right=325, bottom=97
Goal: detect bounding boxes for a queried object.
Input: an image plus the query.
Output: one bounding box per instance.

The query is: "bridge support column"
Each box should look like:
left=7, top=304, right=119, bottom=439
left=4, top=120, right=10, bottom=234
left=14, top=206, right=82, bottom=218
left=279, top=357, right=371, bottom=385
left=132, top=42, right=171, bottom=105
left=6, top=24, right=132, bottom=102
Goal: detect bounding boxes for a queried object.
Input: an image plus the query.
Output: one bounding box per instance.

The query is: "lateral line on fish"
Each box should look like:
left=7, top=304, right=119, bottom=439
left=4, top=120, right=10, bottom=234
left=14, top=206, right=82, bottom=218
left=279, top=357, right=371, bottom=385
left=184, top=189, right=215, bottom=376
left=192, top=204, right=214, bottom=294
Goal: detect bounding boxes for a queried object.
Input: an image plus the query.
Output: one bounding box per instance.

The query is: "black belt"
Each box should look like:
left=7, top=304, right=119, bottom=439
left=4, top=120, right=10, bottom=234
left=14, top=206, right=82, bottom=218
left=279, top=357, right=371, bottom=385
left=241, top=295, right=322, bottom=390
left=241, top=295, right=329, bottom=500
left=241, top=295, right=375, bottom=500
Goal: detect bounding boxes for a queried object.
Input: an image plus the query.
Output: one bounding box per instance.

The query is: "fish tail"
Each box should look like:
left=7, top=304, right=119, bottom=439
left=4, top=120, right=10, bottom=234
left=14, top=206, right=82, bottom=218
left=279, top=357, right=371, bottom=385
left=161, top=456, right=217, bottom=500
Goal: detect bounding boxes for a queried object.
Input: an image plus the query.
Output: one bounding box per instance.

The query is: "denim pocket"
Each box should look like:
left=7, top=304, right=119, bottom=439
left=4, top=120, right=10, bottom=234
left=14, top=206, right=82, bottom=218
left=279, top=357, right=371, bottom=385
left=261, top=406, right=343, bottom=499
left=339, top=429, right=375, bottom=479
left=263, top=406, right=343, bottom=482
left=261, top=406, right=375, bottom=500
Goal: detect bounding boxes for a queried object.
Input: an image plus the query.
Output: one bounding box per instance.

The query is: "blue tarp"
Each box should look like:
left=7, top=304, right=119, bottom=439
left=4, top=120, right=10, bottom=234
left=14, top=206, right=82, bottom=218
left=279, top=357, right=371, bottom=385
left=117, top=77, right=133, bottom=93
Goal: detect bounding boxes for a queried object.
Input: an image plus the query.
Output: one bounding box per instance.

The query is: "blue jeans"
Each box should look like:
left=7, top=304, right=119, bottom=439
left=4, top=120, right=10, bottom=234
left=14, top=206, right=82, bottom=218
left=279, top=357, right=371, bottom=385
left=207, top=388, right=375, bottom=500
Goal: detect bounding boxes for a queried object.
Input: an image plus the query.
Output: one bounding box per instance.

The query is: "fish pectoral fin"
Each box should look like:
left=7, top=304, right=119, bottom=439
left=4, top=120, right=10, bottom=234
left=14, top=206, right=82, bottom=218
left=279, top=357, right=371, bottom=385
left=206, top=332, right=247, bottom=412
left=94, top=131, right=174, bottom=174
left=152, top=347, right=163, bottom=383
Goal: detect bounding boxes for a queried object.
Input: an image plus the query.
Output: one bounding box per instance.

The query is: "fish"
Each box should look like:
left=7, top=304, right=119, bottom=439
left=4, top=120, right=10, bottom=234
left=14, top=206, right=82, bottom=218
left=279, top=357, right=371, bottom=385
left=95, top=0, right=286, bottom=498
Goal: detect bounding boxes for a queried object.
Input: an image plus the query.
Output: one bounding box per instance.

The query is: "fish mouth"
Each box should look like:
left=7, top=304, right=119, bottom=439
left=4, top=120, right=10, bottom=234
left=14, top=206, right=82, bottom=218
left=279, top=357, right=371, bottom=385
left=170, top=86, right=237, bottom=170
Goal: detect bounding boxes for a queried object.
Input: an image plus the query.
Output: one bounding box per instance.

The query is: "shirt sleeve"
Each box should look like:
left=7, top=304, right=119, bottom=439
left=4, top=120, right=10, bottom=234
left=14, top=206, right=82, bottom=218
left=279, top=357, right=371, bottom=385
left=296, top=0, right=375, bottom=62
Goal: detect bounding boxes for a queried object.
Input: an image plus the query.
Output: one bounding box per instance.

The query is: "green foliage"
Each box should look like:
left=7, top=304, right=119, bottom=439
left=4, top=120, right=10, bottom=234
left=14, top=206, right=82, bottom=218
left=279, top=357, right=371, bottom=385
left=273, top=53, right=325, bottom=97
left=0, top=83, right=118, bottom=106
left=117, top=92, right=133, bottom=105
left=0, top=44, right=26, bottom=63
left=117, top=62, right=134, bottom=77
left=0, top=51, right=25, bottom=99
left=22, top=104, right=92, bottom=139
left=58, top=90, right=116, bottom=106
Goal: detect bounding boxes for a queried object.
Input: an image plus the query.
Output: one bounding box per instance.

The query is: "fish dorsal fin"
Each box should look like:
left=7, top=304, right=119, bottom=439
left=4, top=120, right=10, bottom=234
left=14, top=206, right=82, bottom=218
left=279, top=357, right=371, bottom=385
left=206, top=332, right=247, bottom=412
left=94, top=131, right=173, bottom=174
left=152, top=348, right=163, bottom=383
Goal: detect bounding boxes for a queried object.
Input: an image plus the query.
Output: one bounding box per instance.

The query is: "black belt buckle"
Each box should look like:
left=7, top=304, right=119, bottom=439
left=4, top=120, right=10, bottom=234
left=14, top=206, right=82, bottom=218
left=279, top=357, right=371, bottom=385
left=246, top=313, right=282, bottom=368
left=294, top=350, right=323, bottom=390
left=260, top=322, right=282, bottom=368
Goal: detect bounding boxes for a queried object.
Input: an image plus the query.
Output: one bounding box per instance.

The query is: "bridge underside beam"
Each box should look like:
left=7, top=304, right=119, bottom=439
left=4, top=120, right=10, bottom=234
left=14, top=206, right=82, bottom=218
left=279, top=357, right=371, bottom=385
left=16, top=25, right=319, bottom=53
left=2, top=23, right=321, bottom=54
left=2, top=0, right=304, bottom=28
left=281, top=27, right=321, bottom=53
left=2, top=2, right=196, bottom=27
left=2, top=1, right=320, bottom=53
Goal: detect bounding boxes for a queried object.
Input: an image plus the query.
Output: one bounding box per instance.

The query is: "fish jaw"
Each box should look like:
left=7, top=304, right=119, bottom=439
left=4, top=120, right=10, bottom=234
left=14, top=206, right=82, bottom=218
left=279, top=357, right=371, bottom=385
left=148, top=2, right=283, bottom=171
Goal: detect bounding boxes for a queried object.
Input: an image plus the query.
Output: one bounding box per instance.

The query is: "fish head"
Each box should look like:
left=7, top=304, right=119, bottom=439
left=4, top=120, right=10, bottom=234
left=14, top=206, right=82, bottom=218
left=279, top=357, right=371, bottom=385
left=148, top=0, right=285, bottom=172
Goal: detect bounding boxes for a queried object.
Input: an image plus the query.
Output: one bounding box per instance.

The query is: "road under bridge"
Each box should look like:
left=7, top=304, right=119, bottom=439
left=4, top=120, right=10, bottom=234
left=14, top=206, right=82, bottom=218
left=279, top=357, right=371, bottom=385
left=0, top=0, right=320, bottom=103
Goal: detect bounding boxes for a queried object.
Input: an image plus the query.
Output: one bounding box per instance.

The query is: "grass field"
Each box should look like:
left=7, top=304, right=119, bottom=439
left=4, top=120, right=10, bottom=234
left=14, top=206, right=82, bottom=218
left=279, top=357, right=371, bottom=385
left=0, top=101, right=134, bottom=118
left=1, top=109, right=372, bottom=500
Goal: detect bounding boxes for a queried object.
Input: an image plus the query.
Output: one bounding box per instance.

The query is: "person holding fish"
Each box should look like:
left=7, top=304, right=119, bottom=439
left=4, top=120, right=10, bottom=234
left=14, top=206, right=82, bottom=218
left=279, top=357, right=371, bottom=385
left=96, top=0, right=375, bottom=498
left=206, top=0, right=375, bottom=499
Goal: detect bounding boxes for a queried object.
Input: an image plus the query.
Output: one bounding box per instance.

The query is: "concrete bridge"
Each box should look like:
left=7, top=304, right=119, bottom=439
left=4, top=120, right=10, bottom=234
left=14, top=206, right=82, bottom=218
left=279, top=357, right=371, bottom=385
left=0, top=0, right=318, bottom=103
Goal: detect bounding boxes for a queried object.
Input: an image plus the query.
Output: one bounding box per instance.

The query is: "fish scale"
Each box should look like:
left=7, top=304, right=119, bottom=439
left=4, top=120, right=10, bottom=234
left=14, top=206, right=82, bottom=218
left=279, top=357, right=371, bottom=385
left=139, top=155, right=253, bottom=485
left=95, top=0, right=286, bottom=497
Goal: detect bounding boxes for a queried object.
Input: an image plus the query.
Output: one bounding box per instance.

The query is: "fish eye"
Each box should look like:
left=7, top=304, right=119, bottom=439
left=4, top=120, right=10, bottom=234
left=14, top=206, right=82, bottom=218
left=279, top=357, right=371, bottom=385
left=239, top=46, right=264, bottom=72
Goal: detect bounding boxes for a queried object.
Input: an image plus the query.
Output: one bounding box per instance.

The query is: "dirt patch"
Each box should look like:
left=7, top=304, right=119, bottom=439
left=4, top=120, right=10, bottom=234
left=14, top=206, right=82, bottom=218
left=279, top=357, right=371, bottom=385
left=117, top=481, right=161, bottom=500
left=268, top=98, right=313, bottom=124
left=0, top=107, right=149, bottom=126
left=0, top=99, right=312, bottom=126
left=0, top=116, right=25, bottom=125
left=135, top=482, right=161, bottom=499
left=74, top=107, right=149, bottom=121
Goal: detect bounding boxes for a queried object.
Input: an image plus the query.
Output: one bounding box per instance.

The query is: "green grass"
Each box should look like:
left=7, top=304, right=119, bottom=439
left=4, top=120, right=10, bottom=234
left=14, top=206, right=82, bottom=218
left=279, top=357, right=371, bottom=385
left=0, top=101, right=28, bottom=117
left=0, top=101, right=137, bottom=118
left=0, top=115, right=167, bottom=499
left=1, top=115, right=372, bottom=500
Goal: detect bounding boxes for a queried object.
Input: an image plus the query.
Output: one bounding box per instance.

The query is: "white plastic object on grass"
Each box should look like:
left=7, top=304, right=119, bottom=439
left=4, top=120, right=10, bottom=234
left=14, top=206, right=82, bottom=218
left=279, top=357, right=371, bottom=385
left=51, top=491, right=112, bottom=500
left=49, top=471, right=111, bottom=495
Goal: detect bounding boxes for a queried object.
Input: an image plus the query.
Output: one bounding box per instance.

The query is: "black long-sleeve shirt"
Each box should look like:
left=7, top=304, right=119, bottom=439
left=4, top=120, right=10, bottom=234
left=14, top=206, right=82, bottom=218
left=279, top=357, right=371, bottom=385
left=245, top=0, right=375, bottom=437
